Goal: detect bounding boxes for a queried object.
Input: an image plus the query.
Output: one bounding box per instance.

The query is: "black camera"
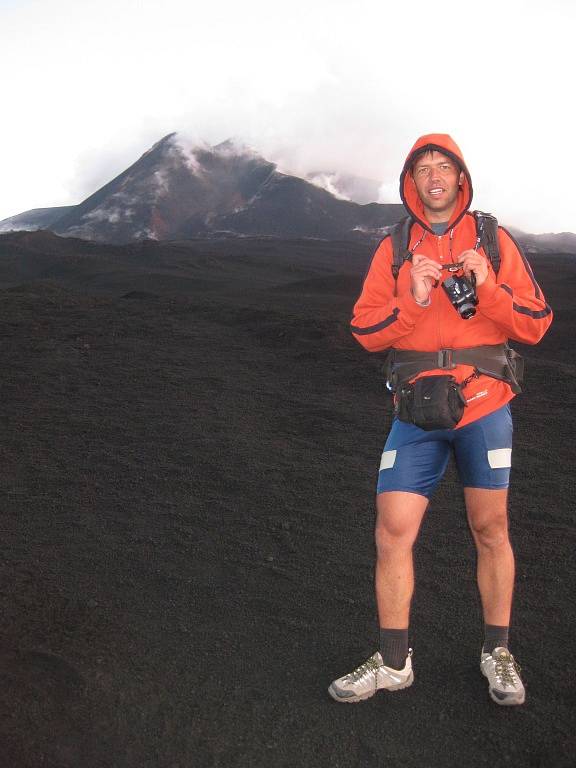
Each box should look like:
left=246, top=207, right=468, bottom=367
left=442, top=274, right=478, bottom=319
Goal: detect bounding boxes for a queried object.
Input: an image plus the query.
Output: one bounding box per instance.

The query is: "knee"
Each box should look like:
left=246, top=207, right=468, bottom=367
left=374, top=518, right=417, bottom=557
left=469, top=515, right=510, bottom=551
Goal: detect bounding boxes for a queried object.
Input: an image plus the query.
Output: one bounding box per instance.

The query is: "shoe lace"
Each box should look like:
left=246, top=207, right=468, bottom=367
left=494, top=651, right=521, bottom=686
left=347, top=655, right=381, bottom=684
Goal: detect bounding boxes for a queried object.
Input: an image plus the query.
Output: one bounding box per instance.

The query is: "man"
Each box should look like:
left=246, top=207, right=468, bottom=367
left=328, top=134, right=552, bottom=706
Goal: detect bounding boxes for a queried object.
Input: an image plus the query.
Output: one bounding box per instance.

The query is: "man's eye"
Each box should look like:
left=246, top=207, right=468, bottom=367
left=416, top=167, right=428, bottom=176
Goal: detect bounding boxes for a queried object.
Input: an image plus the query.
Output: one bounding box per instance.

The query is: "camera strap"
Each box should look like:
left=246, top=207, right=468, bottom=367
left=389, top=211, right=500, bottom=294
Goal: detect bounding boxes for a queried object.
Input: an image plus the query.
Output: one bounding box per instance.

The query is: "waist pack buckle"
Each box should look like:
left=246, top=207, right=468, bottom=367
left=438, top=348, right=456, bottom=370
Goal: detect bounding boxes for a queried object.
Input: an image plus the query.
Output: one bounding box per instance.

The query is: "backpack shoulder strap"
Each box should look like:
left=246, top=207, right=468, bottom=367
left=390, top=216, right=413, bottom=296
left=473, top=210, right=500, bottom=275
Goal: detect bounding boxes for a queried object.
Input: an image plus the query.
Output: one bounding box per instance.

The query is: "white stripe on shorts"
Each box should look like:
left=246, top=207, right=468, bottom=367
left=379, top=450, right=397, bottom=471
left=487, top=448, right=512, bottom=469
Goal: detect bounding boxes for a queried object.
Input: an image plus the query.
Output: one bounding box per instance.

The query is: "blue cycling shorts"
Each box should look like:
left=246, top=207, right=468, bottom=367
left=376, top=403, right=513, bottom=498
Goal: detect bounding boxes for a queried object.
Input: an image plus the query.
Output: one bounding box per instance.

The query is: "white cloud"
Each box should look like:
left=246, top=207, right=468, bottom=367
left=0, top=0, right=574, bottom=233
left=378, top=181, right=400, bottom=206
left=307, top=173, right=350, bottom=201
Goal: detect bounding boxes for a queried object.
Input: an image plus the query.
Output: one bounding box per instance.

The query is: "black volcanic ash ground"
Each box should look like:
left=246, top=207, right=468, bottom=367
left=0, top=233, right=574, bottom=768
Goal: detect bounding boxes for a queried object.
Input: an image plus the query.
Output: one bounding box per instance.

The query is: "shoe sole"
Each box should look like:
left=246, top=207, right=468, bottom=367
left=480, top=665, right=526, bottom=706
left=328, top=670, right=414, bottom=703
left=488, top=688, right=525, bottom=706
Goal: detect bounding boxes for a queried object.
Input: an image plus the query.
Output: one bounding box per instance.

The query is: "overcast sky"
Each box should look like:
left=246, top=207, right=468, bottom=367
left=1, top=0, right=574, bottom=233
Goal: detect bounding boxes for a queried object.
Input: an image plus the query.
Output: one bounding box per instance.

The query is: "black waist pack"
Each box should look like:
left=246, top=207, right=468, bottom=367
left=394, top=375, right=467, bottom=430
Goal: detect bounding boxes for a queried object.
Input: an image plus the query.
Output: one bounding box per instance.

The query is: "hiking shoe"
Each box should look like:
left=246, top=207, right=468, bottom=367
left=328, top=650, right=413, bottom=703
left=480, top=647, right=526, bottom=706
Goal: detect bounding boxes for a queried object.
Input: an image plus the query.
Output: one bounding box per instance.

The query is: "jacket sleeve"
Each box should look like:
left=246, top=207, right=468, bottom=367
left=350, top=237, right=431, bottom=352
left=475, top=228, right=553, bottom=344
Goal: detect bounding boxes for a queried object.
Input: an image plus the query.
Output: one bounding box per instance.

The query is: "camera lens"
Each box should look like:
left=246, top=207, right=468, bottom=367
left=442, top=275, right=478, bottom=320
left=459, top=303, right=476, bottom=319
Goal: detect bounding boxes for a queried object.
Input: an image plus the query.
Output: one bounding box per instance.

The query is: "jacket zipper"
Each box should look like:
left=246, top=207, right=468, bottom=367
left=437, top=235, right=444, bottom=349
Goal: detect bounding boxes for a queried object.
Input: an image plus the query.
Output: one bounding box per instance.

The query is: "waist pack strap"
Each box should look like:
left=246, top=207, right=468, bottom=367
left=386, top=343, right=523, bottom=394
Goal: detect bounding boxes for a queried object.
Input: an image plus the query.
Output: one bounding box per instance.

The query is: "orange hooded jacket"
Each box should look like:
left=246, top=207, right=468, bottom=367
left=350, top=134, right=553, bottom=428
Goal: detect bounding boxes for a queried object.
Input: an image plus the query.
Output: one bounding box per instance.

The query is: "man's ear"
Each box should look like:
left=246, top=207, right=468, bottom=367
left=459, top=171, right=464, bottom=187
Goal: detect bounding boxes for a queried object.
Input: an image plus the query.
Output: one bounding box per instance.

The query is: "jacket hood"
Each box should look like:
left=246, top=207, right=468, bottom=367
left=399, top=133, right=473, bottom=232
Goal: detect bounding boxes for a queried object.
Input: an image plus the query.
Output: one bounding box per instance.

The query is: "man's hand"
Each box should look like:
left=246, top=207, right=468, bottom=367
left=459, top=249, right=489, bottom=287
left=410, top=253, right=442, bottom=304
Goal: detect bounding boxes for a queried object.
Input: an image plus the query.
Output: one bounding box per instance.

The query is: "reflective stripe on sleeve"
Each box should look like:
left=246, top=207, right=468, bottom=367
left=351, top=308, right=400, bottom=335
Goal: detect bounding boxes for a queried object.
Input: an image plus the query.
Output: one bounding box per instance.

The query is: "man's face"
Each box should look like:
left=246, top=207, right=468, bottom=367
left=411, top=150, right=464, bottom=223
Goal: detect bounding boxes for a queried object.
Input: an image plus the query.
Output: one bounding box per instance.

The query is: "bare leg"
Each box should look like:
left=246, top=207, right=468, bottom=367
left=374, top=491, right=429, bottom=628
left=465, top=487, right=515, bottom=626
